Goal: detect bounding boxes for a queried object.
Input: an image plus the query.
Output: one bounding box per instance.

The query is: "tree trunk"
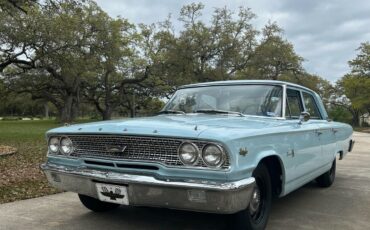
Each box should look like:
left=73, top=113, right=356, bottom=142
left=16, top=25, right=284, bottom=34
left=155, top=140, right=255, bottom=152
left=131, top=93, right=136, bottom=118
left=59, top=95, right=77, bottom=123
left=352, top=110, right=361, bottom=127
left=44, top=102, right=49, bottom=119
left=102, top=107, right=112, bottom=120
left=129, top=107, right=135, bottom=118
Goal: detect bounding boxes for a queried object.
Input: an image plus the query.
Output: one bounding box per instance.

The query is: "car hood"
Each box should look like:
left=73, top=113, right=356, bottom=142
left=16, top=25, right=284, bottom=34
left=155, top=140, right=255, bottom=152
left=47, top=114, right=287, bottom=141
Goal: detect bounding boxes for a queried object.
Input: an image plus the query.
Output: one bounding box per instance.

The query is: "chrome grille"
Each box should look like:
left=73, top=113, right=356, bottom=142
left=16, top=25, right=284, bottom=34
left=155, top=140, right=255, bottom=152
left=68, top=135, right=230, bottom=169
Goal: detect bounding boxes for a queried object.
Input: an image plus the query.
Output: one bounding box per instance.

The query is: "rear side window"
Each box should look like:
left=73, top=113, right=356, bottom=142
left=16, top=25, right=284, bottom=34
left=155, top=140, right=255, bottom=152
left=286, top=89, right=303, bottom=119
left=302, top=92, right=321, bottom=119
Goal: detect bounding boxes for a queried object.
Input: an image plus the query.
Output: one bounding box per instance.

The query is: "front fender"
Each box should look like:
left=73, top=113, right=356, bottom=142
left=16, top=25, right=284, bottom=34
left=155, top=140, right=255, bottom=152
left=226, top=135, right=287, bottom=183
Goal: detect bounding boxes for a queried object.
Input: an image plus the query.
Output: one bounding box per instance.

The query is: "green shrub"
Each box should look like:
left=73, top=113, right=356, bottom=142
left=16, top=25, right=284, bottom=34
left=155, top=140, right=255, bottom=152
left=328, top=107, right=352, bottom=124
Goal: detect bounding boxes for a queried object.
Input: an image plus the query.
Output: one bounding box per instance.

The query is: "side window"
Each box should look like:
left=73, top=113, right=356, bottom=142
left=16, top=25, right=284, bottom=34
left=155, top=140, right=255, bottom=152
left=286, top=89, right=303, bottom=119
left=302, top=92, right=321, bottom=119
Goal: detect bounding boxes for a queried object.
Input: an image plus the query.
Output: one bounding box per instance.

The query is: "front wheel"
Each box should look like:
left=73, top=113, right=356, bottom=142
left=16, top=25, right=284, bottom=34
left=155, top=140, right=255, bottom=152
left=316, top=159, right=336, bottom=188
left=232, top=163, right=272, bottom=230
left=78, top=194, right=120, bottom=212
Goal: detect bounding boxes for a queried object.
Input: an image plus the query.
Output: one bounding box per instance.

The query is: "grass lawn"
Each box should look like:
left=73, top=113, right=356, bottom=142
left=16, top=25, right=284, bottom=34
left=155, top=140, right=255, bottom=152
left=0, top=120, right=63, bottom=203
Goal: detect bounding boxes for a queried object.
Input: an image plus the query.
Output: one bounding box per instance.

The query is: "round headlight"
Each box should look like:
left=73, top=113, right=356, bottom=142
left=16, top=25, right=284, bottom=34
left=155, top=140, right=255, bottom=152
left=60, top=137, right=73, bottom=155
left=178, top=142, right=199, bottom=165
left=48, top=137, right=60, bottom=154
left=202, top=144, right=225, bottom=167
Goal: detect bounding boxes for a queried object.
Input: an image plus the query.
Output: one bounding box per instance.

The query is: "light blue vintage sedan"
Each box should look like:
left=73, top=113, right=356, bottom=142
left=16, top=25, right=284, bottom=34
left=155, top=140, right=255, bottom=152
left=41, top=80, right=354, bottom=229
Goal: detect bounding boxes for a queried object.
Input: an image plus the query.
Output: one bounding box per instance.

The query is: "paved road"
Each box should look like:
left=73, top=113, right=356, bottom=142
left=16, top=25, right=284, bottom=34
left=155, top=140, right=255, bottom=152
left=0, top=132, right=369, bottom=230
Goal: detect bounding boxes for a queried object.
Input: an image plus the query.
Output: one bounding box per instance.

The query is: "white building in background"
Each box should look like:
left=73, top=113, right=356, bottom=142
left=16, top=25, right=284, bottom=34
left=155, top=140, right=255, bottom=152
left=360, top=113, right=370, bottom=126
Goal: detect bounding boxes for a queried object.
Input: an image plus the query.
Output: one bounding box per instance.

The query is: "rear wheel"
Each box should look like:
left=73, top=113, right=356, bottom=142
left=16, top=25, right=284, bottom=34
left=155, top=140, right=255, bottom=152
left=78, top=194, right=120, bottom=212
left=316, top=159, right=336, bottom=188
left=232, top=163, right=272, bottom=230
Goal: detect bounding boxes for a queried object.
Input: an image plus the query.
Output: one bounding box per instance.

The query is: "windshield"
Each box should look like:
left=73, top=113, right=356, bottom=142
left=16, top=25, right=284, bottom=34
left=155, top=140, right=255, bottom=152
left=163, top=84, right=283, bottom=117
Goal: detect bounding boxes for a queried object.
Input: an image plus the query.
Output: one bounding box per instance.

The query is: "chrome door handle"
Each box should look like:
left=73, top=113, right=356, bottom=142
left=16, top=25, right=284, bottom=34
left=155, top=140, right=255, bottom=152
left=315, top=130, right=323, bottom=136
left=331, top=128, right=339, bottom=134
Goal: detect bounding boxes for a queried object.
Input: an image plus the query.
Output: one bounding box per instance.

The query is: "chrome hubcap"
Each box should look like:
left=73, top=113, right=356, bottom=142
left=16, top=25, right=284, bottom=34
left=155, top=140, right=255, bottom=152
left=249, top=186, right=261, bottom=214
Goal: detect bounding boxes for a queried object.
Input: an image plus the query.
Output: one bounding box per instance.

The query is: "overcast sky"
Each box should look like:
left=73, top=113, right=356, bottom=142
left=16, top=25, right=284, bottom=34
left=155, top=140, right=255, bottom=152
left=95, top=0, right=370, bottom=82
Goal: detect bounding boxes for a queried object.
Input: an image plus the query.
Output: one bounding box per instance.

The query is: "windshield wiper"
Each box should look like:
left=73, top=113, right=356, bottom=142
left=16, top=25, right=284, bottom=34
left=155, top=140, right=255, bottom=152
left=194, top=109, right=245, bottom=117
left=158, top=110, right=186, bottom=115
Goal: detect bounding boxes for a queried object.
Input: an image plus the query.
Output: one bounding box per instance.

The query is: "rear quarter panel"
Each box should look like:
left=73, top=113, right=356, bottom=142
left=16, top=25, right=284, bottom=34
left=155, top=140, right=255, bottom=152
left=332, top=121, right=353, bottom=158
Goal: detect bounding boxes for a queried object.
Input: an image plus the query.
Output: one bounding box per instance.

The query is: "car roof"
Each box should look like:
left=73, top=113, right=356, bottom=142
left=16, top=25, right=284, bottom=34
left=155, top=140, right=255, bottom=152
left=180, top=80, right=315, bottom=93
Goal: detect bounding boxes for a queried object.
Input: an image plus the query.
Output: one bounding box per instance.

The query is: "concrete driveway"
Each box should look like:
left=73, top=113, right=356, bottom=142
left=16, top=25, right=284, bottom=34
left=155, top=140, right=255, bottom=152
left=0, top=132, right=369, bottom=230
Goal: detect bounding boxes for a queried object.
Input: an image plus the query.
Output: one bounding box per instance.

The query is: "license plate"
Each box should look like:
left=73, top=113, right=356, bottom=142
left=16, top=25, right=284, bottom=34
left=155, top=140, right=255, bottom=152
left=96, top=183, right=129, bottom=205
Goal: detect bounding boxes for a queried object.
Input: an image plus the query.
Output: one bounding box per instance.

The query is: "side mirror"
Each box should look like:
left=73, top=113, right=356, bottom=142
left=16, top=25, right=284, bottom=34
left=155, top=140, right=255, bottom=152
left=299, top=111, right=310, bottom=124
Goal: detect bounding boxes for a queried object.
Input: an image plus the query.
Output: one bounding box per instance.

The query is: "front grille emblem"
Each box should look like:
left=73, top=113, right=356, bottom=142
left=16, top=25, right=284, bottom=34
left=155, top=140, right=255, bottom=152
left=106, top=145, right=127, bottom=153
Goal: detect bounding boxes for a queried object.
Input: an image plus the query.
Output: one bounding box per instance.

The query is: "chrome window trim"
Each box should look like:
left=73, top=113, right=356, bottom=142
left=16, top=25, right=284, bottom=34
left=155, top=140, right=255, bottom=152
left=299, top=90, right=305, bottom=112
left=285, top=86, right=305, bottom=119
left=162, top=84, right=285, bottom=119
left=180, top=81, right=314, bottom=92
left=301, top=90, right=324, bottom=120
left=284, top=87, right=324, bottom=120
left=282, top=84, right=287, bottom=118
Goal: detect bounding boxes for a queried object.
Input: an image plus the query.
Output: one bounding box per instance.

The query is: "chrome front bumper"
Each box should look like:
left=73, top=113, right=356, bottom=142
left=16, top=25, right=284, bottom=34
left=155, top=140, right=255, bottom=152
left=41, top=163, right=255, bottom=214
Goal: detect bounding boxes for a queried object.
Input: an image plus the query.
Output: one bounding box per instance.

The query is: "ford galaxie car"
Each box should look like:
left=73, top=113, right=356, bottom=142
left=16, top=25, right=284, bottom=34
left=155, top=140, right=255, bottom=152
left=41, top=80, right=354, bottom=229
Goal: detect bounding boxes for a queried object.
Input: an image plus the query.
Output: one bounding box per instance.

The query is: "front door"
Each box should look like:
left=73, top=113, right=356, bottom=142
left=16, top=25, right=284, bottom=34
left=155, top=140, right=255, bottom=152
left=301, top=91, right=336, bottom=165
left=285, top=88, right=322, bottom=182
